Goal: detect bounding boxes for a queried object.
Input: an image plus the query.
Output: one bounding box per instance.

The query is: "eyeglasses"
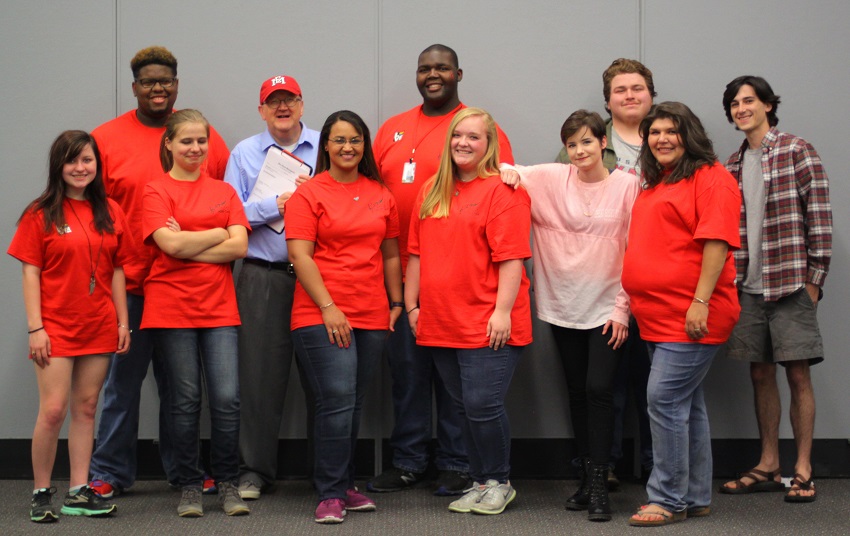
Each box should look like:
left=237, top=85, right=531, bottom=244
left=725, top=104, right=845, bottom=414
left=135, top=77, right=177, bottom=89
left=265, top=96, right=302, bottom=109
left=328, top=137, right=363, bottom=147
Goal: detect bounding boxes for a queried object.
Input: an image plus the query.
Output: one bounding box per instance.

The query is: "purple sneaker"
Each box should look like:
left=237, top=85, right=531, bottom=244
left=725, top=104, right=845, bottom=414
left=345, top=488, right=376, bottom=512
left=314, top=498, right=346, bottom=524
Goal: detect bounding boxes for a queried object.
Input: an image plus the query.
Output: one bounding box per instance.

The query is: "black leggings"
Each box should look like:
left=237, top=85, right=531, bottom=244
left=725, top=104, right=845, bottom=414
left=550, top=323, right=624, bottom=465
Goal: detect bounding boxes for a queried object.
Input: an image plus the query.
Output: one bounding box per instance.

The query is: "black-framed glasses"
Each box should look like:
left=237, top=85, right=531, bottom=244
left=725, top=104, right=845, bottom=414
left=265, top=96, right=302, bottom=109
left=135, top=77, right=177, bottom=89
left=328, top=137, right=363, bottom=147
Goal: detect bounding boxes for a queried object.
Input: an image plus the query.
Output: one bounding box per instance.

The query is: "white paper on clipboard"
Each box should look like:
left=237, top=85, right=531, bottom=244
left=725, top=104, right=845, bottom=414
left=247, top=147, right=313, bottom=233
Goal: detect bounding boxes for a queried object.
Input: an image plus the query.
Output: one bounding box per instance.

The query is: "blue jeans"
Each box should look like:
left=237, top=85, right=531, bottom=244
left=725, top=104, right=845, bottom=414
left=154, top=327, right=240, bottom=488
left=645, top=342, right=718, bottom=512
left=431, top=345, right=523, bottom=484
left=294, top=325, right=386, bottom=500
left=90, top=293, right=177, bottom=490
left=386, top=309, right=467, bottom=473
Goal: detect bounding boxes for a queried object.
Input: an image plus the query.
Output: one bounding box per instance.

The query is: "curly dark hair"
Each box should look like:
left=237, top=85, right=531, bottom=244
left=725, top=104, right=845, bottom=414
left=638, top=102, right=716, bottom=188
left=130, top=46, right=177, bottom=78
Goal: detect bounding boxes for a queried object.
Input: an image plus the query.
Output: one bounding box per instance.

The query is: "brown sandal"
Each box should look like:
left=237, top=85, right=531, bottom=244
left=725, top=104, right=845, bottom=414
left=629, top=505, right=686, bottom=526
left=719, top=468, right=785, bottom=494
left=784, top=474, right=816, bottom=503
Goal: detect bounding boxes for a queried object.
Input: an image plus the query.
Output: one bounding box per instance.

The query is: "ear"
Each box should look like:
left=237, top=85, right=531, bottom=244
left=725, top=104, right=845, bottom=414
left=765, top=102, right=773, bottom=113
left=456, top=68, right=463, bottom=82
left=164, top=137, right=173, bottom=152
left=132, top=80, right=138, bottom=97
left=600, top=135, right=608, bottom=150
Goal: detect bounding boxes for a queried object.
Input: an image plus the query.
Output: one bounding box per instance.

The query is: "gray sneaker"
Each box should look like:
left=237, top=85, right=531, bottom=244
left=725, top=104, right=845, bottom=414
left=448, top=482, right=485, bottom=513
left=238, top=480, right=261, bottom=500
left=218, top=481, right=250, bottom=516
left=469, top=480, right=516, bottom=515
left=177, top=487, right=204, bottom=517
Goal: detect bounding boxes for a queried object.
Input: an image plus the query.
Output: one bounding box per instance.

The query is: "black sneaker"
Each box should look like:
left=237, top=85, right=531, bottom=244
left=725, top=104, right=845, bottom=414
left=434, top=470, right=471, bottom=496
left=367, top=467, right=424, bottom=492
left=30, top=487, right=58, bottom=523
left=60, top=486, right=117, bottom=517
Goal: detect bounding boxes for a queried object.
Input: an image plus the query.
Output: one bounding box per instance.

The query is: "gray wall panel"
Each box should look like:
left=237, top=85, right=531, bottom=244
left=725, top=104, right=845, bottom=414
left=0, top=1, right=845, bottom=445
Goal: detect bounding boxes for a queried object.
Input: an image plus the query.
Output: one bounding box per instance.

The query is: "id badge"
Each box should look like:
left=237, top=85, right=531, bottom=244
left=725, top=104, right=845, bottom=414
left=402, top=161, right=416, bottom=183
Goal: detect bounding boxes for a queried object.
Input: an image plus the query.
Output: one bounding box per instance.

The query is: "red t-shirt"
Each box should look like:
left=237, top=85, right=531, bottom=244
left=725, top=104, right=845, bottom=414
left=373, top=103, right=514, bottom=272
left=622, top=162, right=742, bottom=344
left=93, top=110, right=230, bottom=294
left=284, top=172, right=400, bottom=330
left=7, top=198, right=132, bottom=357
left=408, top=176, right=533, bottom=348
left=141, top=173, right=249, bottom=329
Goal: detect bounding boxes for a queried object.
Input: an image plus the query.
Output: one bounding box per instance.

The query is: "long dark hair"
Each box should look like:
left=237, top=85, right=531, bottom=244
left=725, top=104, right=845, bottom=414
left=638, top=102, right=716, bottom=188
left=315, top=110, right=382, bottom=184
left=20, top=130, right=114, bottom=234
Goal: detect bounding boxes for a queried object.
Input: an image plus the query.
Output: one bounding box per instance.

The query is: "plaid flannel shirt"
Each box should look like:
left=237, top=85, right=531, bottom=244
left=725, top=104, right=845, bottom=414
left=724, top=128, right=832, bottom=301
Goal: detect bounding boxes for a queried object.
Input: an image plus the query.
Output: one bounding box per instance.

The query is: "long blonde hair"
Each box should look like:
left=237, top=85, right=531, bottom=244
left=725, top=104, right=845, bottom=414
left=419, top=107, right=500, bottom=219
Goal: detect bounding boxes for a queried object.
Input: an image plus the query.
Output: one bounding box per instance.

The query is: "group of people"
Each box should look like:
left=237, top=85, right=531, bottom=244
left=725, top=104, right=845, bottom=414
left=10, top=43, right=830, bottom=529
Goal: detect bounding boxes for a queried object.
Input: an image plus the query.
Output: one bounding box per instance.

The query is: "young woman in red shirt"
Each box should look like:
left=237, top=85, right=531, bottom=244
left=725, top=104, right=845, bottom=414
left=622, top=102, right=741, bottom=527
left=285, top=110, right=402, bottom=524
left=9, top=131, right=131, bottom=522
left=406, top=107, right=532, bottom=515
left=142, top=109, right=251, bottom=518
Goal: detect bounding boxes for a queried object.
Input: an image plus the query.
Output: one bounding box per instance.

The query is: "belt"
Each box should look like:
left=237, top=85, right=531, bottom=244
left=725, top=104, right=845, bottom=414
left=244, top=258, right=296, bottom=277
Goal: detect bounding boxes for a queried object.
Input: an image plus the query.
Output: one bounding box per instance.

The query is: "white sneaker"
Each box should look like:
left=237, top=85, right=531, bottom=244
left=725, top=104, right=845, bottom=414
left=238, top=480, right=261, bottom=500
left=448, top=482, right=485, bottom=513
left=469, top=480, right=516, bottom=515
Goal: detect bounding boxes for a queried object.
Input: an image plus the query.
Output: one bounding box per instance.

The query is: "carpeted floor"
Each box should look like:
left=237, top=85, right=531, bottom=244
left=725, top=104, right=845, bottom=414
left=1, top=478, right=846, bottom=535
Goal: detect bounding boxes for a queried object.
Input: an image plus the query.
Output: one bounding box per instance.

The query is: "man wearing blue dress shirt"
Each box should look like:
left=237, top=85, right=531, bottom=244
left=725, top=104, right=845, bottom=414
left=224, top=74, right=319, bottom=500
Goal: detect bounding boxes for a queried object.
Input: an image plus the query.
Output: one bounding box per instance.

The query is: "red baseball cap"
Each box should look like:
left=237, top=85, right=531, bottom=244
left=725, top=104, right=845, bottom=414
left=260, top=75, right=302, bottom=104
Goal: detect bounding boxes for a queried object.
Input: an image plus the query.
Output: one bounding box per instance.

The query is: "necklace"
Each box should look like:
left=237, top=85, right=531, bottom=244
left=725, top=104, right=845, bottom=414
left=576, top=174, right=610, bottom=217
left=330, top=173, right=360, bottom=201
left=67, top=200, right=104, bottom=295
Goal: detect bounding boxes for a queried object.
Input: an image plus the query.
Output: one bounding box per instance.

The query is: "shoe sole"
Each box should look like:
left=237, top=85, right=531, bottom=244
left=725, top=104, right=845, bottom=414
left=315, top=515, right=345, bottom=523
left=448, top=504, right=473, bottom=513
left=224, top=506, right=251, bottom=516
left=60, top=504, right=117, bottom=517
left=178, top=509, right=204, bottom=518
left=345, top=504, right=376, bottom=512
left=470, top=489, right=516, bottom=515
left=30, top=511, right=59, bottom=523
left=239, top=490, right=261, bottom=500
left=687, top=506, right=711, bottom=517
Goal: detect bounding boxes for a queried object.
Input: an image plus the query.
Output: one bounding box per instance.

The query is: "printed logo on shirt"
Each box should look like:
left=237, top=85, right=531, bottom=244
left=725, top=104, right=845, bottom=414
left=368, top=197, right=385, bottom=212
left=56, top=224, right=71, bottom=235
left=393, top=131, right=404, bottom=142
left=457, top=202, right=479, bottom=215
left=210, top=200, right=228, bottom=213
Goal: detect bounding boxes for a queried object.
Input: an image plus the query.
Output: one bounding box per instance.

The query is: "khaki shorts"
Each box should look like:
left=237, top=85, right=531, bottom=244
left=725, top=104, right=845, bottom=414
left=723, top=288, right=824, bottom=366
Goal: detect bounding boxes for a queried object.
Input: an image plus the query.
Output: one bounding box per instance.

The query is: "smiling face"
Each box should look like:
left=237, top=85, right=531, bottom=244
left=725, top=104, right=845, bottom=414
left=416, top=49, right=462, bottom=111
left=132, top=64, right=178, bottom=125
left=450, top=115, right=489, bottom=176
left=647, top=118, right=685, bottom=170
left=607, top=72, right=653, bottom=125
left=62, top=143, right=97, bottom=200
left=729, top=84, right=773, bottom=138
left=565, top=127, right=607, bottom=174
left=259, top=89, right=304, bottom=144
left=165, top=122, right=208, bottom=173
left=324, top=120, right=364, bottom=176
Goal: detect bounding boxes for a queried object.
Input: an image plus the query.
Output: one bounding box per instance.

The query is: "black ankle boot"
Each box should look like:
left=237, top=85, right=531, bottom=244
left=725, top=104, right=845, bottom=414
left=587, top=463, right=612, bottom=521
left=565, top=458, right=590, bottom=511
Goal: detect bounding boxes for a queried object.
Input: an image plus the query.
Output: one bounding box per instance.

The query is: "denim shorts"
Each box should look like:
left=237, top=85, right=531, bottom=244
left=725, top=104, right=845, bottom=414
left=724, top=288, right=824, bottom=366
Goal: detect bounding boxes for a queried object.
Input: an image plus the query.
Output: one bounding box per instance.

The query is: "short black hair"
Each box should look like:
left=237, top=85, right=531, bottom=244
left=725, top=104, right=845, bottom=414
left=722, top=75, right=780, bottom=127
left=420, top=44, right=459, bottom=69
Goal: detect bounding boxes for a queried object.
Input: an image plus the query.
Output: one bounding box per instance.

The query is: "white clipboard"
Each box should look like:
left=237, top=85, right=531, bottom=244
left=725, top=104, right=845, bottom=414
left=247, top=147, right=314, bottom=233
